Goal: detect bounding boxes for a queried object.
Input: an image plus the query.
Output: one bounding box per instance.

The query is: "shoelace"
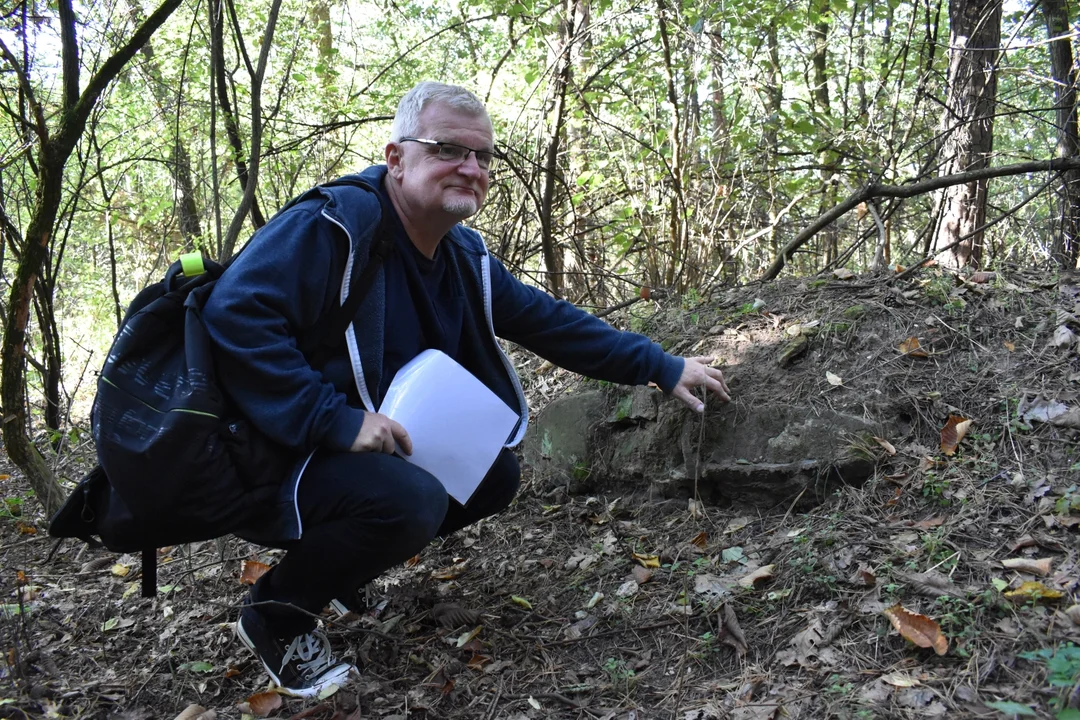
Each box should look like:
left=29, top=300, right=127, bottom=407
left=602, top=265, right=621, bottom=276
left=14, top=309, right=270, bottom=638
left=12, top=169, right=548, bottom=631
left=280, top=630, right=337, bottom=678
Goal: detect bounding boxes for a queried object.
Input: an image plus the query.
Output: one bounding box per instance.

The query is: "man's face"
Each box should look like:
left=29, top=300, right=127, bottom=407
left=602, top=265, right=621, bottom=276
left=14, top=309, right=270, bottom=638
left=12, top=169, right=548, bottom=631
left=387, top=102, right=493, bottom=222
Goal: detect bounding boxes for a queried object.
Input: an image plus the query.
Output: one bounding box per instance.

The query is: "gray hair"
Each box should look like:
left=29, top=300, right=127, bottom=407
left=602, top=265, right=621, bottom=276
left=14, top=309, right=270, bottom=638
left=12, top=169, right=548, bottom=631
left=390, top=82, right=492, bottom=142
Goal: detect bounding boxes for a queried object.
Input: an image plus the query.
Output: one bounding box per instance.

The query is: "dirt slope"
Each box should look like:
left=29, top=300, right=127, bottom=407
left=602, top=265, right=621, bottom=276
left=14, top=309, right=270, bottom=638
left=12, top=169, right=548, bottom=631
left=1, top=266, right=1079, bottom=720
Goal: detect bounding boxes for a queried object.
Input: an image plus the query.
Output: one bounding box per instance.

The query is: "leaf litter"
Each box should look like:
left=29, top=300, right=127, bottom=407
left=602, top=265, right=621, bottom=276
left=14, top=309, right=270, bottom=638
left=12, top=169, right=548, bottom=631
left=2, top=269, right=1080, bottom=719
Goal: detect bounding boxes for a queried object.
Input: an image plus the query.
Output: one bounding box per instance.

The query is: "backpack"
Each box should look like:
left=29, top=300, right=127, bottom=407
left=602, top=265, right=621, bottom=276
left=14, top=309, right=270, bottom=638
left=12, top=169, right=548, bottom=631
left=49, top=176, right=393, bottom=597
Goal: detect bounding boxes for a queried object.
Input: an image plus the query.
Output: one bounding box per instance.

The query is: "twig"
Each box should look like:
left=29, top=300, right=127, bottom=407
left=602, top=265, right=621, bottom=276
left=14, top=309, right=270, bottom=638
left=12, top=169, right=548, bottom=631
left=532, top=618, right=682, bottom=647
left=504, top=692, right=583, bottom=709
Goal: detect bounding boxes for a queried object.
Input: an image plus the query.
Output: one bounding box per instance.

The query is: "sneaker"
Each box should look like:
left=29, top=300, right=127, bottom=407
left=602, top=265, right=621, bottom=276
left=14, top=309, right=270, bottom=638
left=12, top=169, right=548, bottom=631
left=328, top=582, right=372, bottom=618
left=236, top=607, right=355, bottom=697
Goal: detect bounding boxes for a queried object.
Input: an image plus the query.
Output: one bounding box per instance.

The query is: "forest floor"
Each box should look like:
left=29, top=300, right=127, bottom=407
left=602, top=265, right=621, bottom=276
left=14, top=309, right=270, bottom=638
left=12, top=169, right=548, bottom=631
left=1, top=264, right=1080, bottom=720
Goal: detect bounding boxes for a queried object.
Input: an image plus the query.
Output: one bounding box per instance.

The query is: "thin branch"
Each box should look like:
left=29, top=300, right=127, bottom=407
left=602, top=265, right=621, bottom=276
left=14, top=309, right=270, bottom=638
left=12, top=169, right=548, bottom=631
left=760, top=156, right=1080, bottom=281
left=57, top=0, right=79, bottom=111
left=0, top=38, right=46, bottom=141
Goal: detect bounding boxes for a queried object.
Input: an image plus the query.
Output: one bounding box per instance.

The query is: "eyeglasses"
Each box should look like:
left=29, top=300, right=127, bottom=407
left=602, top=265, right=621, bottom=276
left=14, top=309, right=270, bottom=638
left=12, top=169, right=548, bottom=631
left=399, top=137, right=500, bottom=172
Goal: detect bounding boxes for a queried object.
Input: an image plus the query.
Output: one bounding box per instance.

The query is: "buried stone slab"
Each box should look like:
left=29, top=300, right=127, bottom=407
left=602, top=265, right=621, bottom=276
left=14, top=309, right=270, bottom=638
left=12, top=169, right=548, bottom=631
left=523, top=387, right=883, bottom=505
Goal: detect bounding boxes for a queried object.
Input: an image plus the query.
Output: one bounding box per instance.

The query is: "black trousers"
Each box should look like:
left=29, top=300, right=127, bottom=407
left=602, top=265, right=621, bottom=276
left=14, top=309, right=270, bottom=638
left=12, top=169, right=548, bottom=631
left=248, top=448, right=520, bottom=637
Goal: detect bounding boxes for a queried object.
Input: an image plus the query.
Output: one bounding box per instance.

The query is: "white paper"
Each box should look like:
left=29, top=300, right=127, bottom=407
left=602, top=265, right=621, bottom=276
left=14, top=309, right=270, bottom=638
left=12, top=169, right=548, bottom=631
left=379, top=349, right=519, bottom=504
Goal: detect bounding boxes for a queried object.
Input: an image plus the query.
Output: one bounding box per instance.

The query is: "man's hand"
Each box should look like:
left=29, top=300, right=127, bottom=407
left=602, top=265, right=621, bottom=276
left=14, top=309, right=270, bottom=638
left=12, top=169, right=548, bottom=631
left=350, top=412, right=413, bottom=455
left=671, top=356, right=730, bottom=413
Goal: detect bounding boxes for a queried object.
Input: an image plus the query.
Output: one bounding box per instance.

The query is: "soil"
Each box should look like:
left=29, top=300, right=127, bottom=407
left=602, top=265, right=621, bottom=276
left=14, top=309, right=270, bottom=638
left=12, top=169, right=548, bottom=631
left=2, top=265, right=1080, bottom=720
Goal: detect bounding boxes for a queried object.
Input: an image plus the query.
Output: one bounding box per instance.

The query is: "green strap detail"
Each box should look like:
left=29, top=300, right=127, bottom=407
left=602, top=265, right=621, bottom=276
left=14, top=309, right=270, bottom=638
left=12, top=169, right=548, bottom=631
left=179, top=252, right=206, bottom=277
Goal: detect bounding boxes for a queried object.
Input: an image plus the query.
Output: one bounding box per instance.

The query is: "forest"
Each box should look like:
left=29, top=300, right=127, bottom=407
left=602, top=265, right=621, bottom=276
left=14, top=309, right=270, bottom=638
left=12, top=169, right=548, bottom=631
left=1, top=0, right=1080, bottom=717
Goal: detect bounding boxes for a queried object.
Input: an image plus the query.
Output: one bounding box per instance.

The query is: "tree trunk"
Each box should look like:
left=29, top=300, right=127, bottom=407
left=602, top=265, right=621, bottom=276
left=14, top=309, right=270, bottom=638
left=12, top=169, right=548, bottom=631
left=657, top=0, right=687, bottom=289
left=932, top=0, right=1001, bottom=269
left=810, top=0, right=838, bottom=266
left=0, top=0, right=184, bottom=515
left=1043, top=0, right=1080, bottom=269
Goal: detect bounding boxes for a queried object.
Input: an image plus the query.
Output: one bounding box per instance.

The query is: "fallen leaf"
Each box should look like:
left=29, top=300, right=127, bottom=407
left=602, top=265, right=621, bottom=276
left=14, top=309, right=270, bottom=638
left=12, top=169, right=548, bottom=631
left=565, top=615, right=598, bottom=639
left=223, top=667, right=241, bottom=678
left=1003, top=581, right=1064, bottom=602
left=239, top=560, right=270, bottom=586
left=719, top=603, right=749, bottom=656
left=912, top=516, right=945, bottom=530
left=940, top=415, right=972, bottom=456
left=873, top=437, right=897, bottom=455
left=0, top=475, right=9, bottom=481
left=467, top=653, right=491, bottom=669
left=899, top=337, right=929, bottom=358
left=585, top=591, right=603, bottom=609
left=881, top=671, right=921, bottom=688
left=406, top=554, right=421, bottom=567
left=431, top=561, right=468, bottom=580
left=433, top=603, right=481, bottom=629
left=456, top=625, right=483, bottom=647
left=1003, top=340, right=1016, bottom=352
left=632, top=552, right=660, bottom=569
left=738, top=564, right=775, bottom=589
left=1051, top=325, right=1076, bottom=349
left=14, top=522, right=36, bottom=535
left=833, top=268, right=855, bottom=280
left=1064, top=605, right=1080, bottom=626
left=724, top=517, right=750, bottom=534
left=690, top=531, right=708, bottom=549
left=615, top=580, right=639, bottom=597
left=15, top=570, right=26, bottom=585
left=1008, top=535, right=1038, bottom=552
left=967, top=271, right=995, bottom=284
left=984, top=701, right=1036, bottom=717
left=631, top=565, right=652, bottom=584
left=1001, top=558, right=1053, bottom=577
left=510, top=595, right=533, bottom=610
left=825, top=371, right=843, bottom=386
left=882, top=604, right=948, bottom=655
left=173, top=705, right=216, bottom=720
left=111, top=564, right=131, bottom=578
left=849, top=565, right=876, bottom=587
left=244, top=691, right=282, bottom=717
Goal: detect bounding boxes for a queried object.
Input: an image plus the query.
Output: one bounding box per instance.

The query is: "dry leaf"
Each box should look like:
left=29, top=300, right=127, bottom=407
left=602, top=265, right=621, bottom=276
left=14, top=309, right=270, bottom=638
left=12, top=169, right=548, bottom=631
left=912, top=516, right=945, bottom=529
left=873, top=437, right=897, bottom=455
left=239, top=560, right=270, bottom=586
left=455, top=625, right=483, bottom=647
left=899, top=337, right=929, bottom=358
left=720, top=603, right=749, bottom=656
left=406, top=554, right=421, bottom=567
left=173, top=705, right=216, bottom=720
left=849, top=565, right=876, bottom=587
left=1001, top=558, right=1053, bottom=577
left=1003, top=340, right=1016, bottom=352
left=244, top=691, right=282, bottom=717
left=833, top=268, right=855, bottom=280
left=690, top=531, right=708, bottom=549
left=467, top=653, right=491, bottom=669
left=1064, top=605, right=1080, bottom=626
left=882, top=604, right=948, bottom=655
left=825, top=371, right=843, bottom=386
left=940, top=415, right=972, bottom=456
left=510, top=595, right=533, bottom=610
left=431, top=561, right=468, bottom=580
left=1003, top=581, right=1064, bottom=602
left=738, top=564, right=775, bottom=589
left=111, top=564, right=131, bottom=577
left=967, top=271, right=995, bottom=284
left=632, top=552, right=660, bottom=569
left=15, top=521, right=36, bottom=535
left=433, top=603, right=481, bottom=629
left=632, top=565, right=653, bottom=584
left=881, top=671, right=921, bottom=688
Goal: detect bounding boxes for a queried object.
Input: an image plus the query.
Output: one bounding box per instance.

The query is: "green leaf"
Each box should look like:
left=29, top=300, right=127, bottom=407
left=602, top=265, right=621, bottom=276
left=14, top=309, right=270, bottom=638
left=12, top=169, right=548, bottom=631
left=985, top=701, right=1037, bottom=716
left=101, top=617, right=119, bottom=632
left=992, top=578, right=1008, bottom=591
left=182, top=661, right=214, bottom=673
left=510, top=595, right=533, bottom=609
left=721, top=546, right=745, bottom=563
left=1057, top=710, right=1080, bottom=720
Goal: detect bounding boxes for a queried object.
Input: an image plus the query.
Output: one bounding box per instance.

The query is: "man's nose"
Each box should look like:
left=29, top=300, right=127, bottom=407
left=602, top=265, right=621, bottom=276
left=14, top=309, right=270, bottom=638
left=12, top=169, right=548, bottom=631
left=457, top=152, right=485, bottom=177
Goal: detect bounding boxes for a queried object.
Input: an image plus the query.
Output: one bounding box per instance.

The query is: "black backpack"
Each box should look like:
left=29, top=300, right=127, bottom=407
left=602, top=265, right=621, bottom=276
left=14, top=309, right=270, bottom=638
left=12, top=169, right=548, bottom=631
left=49, top=177, right=393, bottom=596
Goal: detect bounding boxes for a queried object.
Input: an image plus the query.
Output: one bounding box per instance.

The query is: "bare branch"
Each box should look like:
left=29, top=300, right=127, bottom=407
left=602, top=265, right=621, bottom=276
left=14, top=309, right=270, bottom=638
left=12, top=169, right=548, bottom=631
left=760, top=156, right=1080, bottom=281
left=57, top=0, right=80, bottom=111
left=0, top=38, right=46, bottom=141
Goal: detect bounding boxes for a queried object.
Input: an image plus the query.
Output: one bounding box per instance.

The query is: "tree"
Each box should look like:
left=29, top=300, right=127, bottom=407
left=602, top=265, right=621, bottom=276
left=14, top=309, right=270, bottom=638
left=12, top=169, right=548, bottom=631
left=1042, top=0, right=1080, bottom=269
left=0, top=0, right=184, bottom=515
left=931, top=0, right=1002, bottom=268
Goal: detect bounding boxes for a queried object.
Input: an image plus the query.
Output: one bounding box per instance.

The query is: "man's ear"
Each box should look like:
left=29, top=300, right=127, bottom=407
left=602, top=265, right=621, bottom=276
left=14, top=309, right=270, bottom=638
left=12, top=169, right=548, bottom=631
left=385, top=142, right=404, bottom=178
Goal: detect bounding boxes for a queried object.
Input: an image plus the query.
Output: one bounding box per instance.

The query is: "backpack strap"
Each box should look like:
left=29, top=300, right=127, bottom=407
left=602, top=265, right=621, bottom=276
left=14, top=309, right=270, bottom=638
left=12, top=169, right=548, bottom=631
left=304, top=179, right=396, bottom=368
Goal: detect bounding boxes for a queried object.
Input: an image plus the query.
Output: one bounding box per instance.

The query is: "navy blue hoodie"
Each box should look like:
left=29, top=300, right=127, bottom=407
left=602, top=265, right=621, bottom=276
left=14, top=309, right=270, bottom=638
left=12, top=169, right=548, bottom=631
left=202, top=165, right=682, bottom=539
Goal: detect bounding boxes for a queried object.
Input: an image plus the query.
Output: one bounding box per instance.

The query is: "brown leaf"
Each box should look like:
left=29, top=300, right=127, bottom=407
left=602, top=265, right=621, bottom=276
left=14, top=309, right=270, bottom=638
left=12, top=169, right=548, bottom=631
left=849, top=565, right=876, bottom=587
left=433, top=603, right=481, bottom=629
left=967, top=271, right=995, bottom=284
left=431, top=560, right=468, bottom=580
left=690, top=531, right=708, bottom=549
left=738, top=564, right=775, bottom=589
left=882, top=604, right=948, bottom=655
left=239, top=560, right=271, bottom=586
left=173, top=705, right=217, bottom=720
left=1003, top=340, right=1016, bottom=352
left=639, top=286, right=651, bottom=300
left=1001, top=557, right=1053, bottom=577
left=1008, top=535, right=1037, bottom=552
left=245, top=691, right=282, bottom=717
left=631, top=564, right=653, bottom=584
left=833, top=268, right=855, bottom=280
left=912, top=516, right=946, bottom=530
left=15, top=521, right=36, bottom=535
left=940, top=415, right=972, bottom=456
left=406, top=554, right=421, bottom=567
left=720, top=603, right=748, bottom=656
left=899, top=337, right=929, bottom=358
left=466, top=653, right=491, bottom=669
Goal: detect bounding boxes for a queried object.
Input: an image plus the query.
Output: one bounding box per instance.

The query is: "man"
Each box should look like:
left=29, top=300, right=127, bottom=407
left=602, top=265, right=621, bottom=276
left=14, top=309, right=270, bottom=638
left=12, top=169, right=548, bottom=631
left=201, top=81, right=729, bottom=697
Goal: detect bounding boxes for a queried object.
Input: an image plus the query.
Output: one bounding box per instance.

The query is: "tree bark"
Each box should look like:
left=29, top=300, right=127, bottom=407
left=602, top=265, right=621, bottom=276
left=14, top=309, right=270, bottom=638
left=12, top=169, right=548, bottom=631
left=1043, top=0, right=1080, bottom=269
left=0, top=0, right=184, bottom=515
left=932, top=0, right=1001, bottom=268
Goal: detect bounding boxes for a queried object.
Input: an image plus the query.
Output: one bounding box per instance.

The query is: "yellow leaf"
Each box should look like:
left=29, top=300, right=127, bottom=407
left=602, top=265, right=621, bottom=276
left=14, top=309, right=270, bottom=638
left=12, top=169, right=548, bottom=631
left=1003, top=340, right=1016, bottom=352
left=632, top=552, right=660, bottom=568
left=1003, top=581, right=1064, bottom=602
left=510, top=595, right=533, bottom=609
left=111, top=564, right=131, bottom=577
left=882, top=604, right=948, bottom=655
left=873, top=437, right=897, bottom=455
left=1001, top=558, right=1053, bottom=577
left=738, top=564, right=775, bottom=589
